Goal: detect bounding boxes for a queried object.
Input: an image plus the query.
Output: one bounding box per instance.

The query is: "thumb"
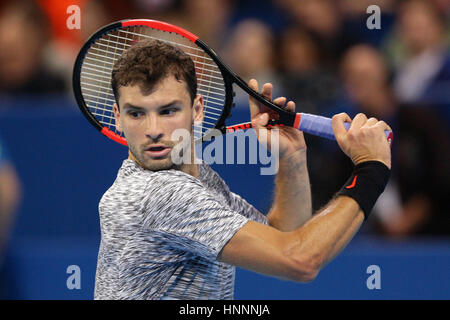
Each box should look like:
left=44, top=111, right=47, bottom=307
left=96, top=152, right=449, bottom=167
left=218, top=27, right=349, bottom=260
left=332, top=112, right=351, bottom=141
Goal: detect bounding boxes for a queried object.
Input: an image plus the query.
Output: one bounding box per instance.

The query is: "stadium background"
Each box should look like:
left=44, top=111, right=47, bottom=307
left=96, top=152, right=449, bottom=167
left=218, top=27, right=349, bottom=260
left=0, top=0, right=448, bottom=299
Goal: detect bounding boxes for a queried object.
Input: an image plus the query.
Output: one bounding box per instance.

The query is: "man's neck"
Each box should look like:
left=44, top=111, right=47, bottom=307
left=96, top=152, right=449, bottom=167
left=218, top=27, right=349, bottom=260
left=181, top=162, right=199, bottom=178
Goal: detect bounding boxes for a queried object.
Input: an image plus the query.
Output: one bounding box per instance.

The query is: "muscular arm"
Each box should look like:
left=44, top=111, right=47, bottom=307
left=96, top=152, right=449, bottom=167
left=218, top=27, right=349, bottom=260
left=248, top=80, right=312, bottom=232
left=218, top=195, right=363, bottom=282
left=267, top=149, right=312, bottom=231
left=219, top=112, right=392, bottom=282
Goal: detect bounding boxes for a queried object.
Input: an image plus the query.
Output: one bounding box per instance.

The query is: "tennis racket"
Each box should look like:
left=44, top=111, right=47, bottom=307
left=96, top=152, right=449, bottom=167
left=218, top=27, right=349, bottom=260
left=73, top=19, right=393, bottom=146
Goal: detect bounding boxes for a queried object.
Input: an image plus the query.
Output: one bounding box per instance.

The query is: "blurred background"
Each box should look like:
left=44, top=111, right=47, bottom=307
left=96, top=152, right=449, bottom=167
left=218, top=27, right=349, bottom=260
left=0, top=0, right=449, bottom=299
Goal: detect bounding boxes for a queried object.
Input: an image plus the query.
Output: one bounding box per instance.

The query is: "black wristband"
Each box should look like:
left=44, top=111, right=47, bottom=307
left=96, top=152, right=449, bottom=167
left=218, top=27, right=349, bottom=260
left=337, top=161, right=390, bottom=220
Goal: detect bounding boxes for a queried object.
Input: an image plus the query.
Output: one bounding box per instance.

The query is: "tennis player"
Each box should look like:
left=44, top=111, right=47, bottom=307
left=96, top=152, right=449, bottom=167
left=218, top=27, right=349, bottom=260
left=94, top=40, right=391, bottom=299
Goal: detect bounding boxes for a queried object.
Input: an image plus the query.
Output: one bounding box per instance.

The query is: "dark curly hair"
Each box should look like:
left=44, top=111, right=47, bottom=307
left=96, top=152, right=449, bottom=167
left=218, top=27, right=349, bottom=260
left=111, top=39, right=197, bottom=107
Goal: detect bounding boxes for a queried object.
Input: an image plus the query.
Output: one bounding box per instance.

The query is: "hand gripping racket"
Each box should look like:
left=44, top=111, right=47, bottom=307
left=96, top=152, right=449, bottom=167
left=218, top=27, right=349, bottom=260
left=73, top=19, right=393, bottom=146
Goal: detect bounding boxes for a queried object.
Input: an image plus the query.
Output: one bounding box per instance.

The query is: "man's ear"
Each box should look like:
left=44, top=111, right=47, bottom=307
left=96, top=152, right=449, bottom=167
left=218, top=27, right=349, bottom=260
left=192, top=94, right=204, bottom=125
left=113, top=103, right=122, bottom=132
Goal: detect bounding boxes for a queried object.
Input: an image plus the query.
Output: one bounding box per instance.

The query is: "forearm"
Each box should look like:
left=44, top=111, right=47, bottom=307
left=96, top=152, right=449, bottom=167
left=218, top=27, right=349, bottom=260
left=220, top=195, right=364, bottom=283
left=268, top=149, right=312, bottom=231
left=317, top=197, right=364, bottom=267
left=284, top=196, right=364, bottom=273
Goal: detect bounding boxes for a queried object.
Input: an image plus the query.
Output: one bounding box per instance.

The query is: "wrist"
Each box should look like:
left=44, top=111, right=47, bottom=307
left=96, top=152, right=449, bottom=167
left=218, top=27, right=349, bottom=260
left=280, top=147, right=307, bottom=162
left=337, top=161, right=390, bottom=220
left=278, top=148, right=307, bottom=174
left=353, top=157, right=391, bottom=170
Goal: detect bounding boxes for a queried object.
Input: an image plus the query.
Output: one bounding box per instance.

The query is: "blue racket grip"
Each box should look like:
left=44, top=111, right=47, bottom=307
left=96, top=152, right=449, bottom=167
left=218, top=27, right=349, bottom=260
left=297, top=113, right=393, bottom=146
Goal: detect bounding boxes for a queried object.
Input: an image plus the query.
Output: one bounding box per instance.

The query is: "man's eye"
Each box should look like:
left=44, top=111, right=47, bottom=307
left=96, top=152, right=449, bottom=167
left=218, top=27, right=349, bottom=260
left=128, top=111, right=143, bottom=118
left=160, top=108, right=177, bottom=116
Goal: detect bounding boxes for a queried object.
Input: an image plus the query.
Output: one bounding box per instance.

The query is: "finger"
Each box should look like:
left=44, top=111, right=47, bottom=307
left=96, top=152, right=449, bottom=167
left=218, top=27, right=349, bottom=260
left=374, top=120, right=393, bottom=133
left=248, top=79, right=260, bottom=118
left=332, top=112, right=352, bottom=141
left=349, top=113, right=368, bottom=131
left=261, top=83, right=273, bottom=102
left=273, top=97, right=287, bottom=108
left=364, top=117, right=378, bottom=127
left=285, top=100, right=296, bottom=112
left=272, top=98, right=294, bottom=111
left=259, top=83, right=274, bottom=115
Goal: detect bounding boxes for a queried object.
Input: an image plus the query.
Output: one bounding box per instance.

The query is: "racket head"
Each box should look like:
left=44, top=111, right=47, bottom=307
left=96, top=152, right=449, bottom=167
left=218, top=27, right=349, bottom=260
left=72, top=19, right=235, bottom=146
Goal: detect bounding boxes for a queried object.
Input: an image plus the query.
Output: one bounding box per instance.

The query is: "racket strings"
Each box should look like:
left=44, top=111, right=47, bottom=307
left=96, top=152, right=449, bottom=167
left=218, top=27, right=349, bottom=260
left=79, top=25, right=227, bottom=142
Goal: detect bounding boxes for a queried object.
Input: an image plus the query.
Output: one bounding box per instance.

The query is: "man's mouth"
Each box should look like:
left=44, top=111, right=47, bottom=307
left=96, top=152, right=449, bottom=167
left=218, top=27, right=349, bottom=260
left=144, top=145, right=172, bottom=158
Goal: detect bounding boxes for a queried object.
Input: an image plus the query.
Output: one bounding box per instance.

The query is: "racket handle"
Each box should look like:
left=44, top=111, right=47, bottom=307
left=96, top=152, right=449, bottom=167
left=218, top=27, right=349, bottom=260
left=298, top=113, right=393, bottom=146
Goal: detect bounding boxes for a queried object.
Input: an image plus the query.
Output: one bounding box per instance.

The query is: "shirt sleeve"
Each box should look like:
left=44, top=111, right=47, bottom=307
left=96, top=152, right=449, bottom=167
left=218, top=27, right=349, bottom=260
left=140, top=171, right=249, bottom=261
left=228, top=191, right=268, bottom=225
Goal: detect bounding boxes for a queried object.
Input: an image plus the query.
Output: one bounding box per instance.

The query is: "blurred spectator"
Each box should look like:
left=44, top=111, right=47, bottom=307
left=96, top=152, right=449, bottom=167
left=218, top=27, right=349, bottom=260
left=37, top=0, right=119, bottom=88
left=36, top=0, right=86, bottom=71
left=386, top=0, right=450, bottom=123
left=281, top=0, right=341, bottom=38
left=229, top=0, right=289, bottom=34
left=319, top=44, right=450, bottom=237
left=275, top=0, right=346, bottom=68
left=0, top=0, right=67, bottom=95
left=80, top=1, right=127, bottom=41
left=0, top=136, right=21, bottom=258
left=432, top=0, right=450, bottom=13
left=338, top=0, right=396, bottom=48
left=377, top=104, right=450, bottom=236
left=340, top=45, right=396, bottom=119
left=177, top=0, right=235, bottom=51
left=223, top=18, right=283, bottom=108
left=278, top=26, right=340, bottom=115
left=130, top=0, right=180, bottom=21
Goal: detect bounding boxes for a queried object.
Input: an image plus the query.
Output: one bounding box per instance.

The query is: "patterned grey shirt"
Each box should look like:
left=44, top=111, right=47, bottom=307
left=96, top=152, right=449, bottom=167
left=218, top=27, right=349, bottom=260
left=94, top=159, right=268, bottom=300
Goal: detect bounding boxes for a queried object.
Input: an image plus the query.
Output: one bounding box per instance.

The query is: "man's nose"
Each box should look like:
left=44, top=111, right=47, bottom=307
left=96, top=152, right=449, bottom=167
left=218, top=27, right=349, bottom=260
left=146, top=133, right=163, bottom=142
left=145, top=114, right=163, bottom=142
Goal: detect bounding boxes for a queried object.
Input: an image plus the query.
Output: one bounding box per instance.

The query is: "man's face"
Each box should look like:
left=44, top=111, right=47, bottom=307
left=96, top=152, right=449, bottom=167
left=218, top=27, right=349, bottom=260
left=113, top=75, right=203, bottom=171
